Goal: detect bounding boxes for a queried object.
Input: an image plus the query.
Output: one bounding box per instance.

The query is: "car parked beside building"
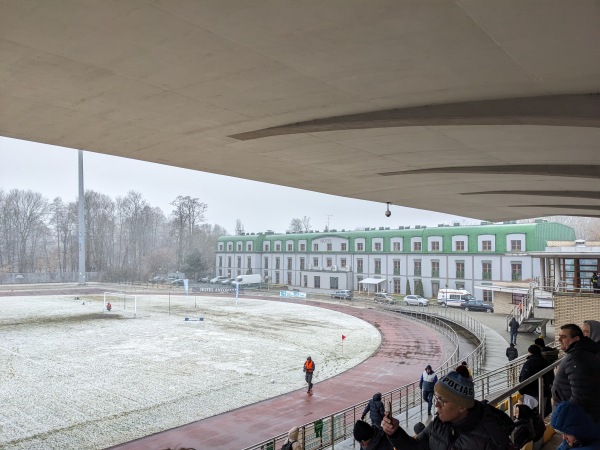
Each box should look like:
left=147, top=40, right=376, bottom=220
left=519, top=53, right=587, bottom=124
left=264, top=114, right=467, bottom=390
left=331, top=290, right=353, bottom=300
left=374, top=292, right=395, bottom=304
left=461, top=300, right=494, bottom=313
left=404, top=295, right=429, bottom=306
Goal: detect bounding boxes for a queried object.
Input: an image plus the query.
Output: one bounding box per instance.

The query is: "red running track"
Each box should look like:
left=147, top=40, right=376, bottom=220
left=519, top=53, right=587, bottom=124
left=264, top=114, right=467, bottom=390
left=109, top=300, right=448, bottom=450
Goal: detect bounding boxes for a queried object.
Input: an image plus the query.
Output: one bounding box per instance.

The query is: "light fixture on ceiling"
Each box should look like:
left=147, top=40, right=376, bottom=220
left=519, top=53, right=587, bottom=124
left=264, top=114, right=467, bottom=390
left=385, top=202, right=391, bottom=217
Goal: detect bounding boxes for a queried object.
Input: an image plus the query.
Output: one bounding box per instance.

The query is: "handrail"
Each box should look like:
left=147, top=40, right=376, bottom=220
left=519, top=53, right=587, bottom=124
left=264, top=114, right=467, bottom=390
left=244, top=304, right=486, bottom=450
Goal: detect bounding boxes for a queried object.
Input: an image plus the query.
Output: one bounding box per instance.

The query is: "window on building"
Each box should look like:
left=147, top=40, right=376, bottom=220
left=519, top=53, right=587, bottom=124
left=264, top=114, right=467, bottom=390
left=287, top=243, right=293, bottom=251
left=247, top=243, right=252, bottom=251
left=483, top=290, right=493, bottom=302
left=357, top=275, right=363, bottom=286
left=511, top=240, right=522, bottom=251
left=237, top=243, right=242, bottom=251
left=228, top=257, right=232, bottom=267
left=303, top=275, right=307, bottom=287
left=237, top=269, right=241, bottom=276
left=456, top=261, right=465, bottom=278
left=327, top=243, right=332, bottom=251
left=375, top=259, right=382, bottom=274
left=264, top=270, right=268, bottom=279
left=276, top=244, right=281, bottom=251
left=341, top=243, right=347, bottom=251
left=313, top=243, right=318, bottom=251
left=275, top=272, right=280, bottom=284
left=357, top=259, right=364, bottom=273
left=341, top=258, right=347, bottom=268
left=228, top=244, right=232, bottom=251
left=455, top=241, right=465, bottom=251
left=264, top=243, right=270, bottom=251
left=393, top=259, right=400, bottom=275
left=456, top=282, right=465, bottom=289
left=511, top=262, right=522, bottom=281
left=287, top=272, right=292, bottom=285
left=431, top=241, right=440, bottom=251
left=275, top=257, right=280, bottom=269
left=326, top=258, right=332, bottom=267
left=482, top=240, right=492, bottom=251
left=357, top=242, right=364, bottom=251
left=219, top=244, right=223, bottom=251
left=313, top=257, right=318, bottom=267
left=393, top=242, right=401, bottom=251
left=314, top=276, right=320, bottom=288
left=414, top=260, right=421, bottom=276
left=432, top=261, right=440, bottom=278
left=287, top=258, right=292, bottom=270
left=482, top=262, right=492, bottom=280
left=393, top=278, right=401, bottom=293
left=330, top=277, right=339, bottom=289
left=264, top=257, right=268, bottom=269
left=300, top=258, right=305, bottom=270
left=375, top=242, right=382, bottom=251
left=237, top=256, right=241, bottom=267
left=247, top=256, right=251, bottom=268
left=413, top=241, right=422, bottom=251
left=218, top=256, right=223, bottom=267
left=300, top=243, right=306, bottom=251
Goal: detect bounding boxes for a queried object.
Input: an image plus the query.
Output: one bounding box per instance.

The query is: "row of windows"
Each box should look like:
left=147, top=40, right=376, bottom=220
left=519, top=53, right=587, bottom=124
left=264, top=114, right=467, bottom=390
left=218, top=256, right=524, bottom=282
left=220, top=239, right=523, bottom=252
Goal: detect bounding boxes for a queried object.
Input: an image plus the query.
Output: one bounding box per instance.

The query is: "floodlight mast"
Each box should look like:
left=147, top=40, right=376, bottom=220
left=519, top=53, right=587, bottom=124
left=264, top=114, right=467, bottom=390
left=78, top=150, right=86, bottom=285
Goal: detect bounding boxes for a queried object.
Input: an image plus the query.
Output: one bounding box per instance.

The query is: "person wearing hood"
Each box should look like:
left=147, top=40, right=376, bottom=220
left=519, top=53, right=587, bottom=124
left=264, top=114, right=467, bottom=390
left=518, top=345, right=553, bottom=416
left=362, top=392, right=386, bottom=427
left=551, top=402, right=600, bottom=450
left=382, top=371, right=514, bottom=449
left=281, top=426, right=301, bottom=450
left=583, top=320, right=600, bottom=343
left=353, top=419, right=394, bottom=450
left=419, top=365, right=438, bottom=416
left=552, top=324, right=600, bottom=423
left=509, top=317, right=519, bottom=345
left=512, top=403, right=536, bottom=448
left=534, top=337, right=559, bottom=364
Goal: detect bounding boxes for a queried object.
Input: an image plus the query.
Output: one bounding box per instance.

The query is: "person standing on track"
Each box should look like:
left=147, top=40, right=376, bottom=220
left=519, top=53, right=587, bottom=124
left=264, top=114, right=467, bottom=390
left=304, top=356, right=315, bottom=394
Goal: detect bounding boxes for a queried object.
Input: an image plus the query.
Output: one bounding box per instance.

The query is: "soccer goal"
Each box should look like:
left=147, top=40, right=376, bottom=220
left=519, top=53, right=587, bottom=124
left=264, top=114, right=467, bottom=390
left=103, top=292, right=138, bottom=317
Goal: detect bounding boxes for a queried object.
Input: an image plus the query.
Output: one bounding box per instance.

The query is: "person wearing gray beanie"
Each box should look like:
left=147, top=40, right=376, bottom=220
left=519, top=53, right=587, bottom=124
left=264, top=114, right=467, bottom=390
left=382, top=370, right=514, bottom=449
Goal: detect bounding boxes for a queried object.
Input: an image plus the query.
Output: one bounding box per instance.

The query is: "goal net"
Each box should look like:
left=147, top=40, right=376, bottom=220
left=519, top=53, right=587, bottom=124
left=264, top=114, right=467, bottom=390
left=103, top=292, right=138, bottom=317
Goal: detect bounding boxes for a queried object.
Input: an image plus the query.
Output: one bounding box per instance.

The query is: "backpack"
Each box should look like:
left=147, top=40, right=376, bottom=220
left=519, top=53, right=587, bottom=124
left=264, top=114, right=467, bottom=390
left=281, top=440, right=296, bottom=450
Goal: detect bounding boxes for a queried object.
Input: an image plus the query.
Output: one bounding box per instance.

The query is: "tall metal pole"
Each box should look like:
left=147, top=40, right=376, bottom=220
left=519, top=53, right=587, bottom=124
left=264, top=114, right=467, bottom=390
left=78, top=150, right=86, bottom=285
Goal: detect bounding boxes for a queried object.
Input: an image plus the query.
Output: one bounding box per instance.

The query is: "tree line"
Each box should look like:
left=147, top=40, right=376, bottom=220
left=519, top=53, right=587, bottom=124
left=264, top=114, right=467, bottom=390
left=0, top=188, right=226, bottom=281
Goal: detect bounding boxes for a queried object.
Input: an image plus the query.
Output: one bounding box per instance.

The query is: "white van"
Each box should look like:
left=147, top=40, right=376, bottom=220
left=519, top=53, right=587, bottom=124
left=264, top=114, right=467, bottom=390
left=437, top=289, right=476, bottom=307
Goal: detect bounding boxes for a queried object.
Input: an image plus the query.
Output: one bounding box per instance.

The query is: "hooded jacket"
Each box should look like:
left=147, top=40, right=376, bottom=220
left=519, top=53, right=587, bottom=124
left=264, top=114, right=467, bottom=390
left=518, top=352, right=552, bottom=397
left=512, top=404, right=536, bottom=448
left=360, top=426, right=395, bottom=450
left=552, top=336, right=600, bottom=423
left=362, top=393, right=386, bottom=426
left=551, top=402, right=600, bottom=450
left=585, top=320, right=600, bottom=343
left=509, top=318, right=519, bottom=334
left=387, top=400, right=514, bottom=450
left=420, top=366, right=438, bottom=392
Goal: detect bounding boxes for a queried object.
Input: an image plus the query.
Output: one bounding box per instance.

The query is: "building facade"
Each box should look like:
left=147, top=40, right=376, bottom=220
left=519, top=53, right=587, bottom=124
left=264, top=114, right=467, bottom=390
left=215, top=221, right=575, bottom=300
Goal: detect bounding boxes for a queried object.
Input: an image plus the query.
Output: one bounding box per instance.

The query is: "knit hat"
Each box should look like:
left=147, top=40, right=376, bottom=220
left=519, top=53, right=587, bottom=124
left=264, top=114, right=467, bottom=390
left=528, top=344, right=542, bottom=355
left=353, top=420, right=374, bottom=442
left=434, top=371, right=474, bottom=409
left=534, top=338, right=545, bottom=347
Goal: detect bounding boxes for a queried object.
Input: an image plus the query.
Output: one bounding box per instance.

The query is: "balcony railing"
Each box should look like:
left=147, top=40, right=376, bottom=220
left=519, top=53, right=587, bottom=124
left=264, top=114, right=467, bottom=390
left=414, top=269, right=421, bottom=276
left=431, top=270, right=439, bottom=278
left=482, top=272, right=492, bottom=280
left=512, top=273, right=522, bottom=281
left=456, top=271, right=465, bottom=279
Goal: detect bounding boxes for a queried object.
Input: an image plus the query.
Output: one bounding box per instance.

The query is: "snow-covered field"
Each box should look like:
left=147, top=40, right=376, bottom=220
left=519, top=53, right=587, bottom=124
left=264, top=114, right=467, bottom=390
left=0, top=294, right=380, bottom=449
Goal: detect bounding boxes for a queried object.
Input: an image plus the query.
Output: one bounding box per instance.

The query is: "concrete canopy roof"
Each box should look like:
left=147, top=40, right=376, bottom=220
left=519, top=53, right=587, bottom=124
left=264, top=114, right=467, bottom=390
left=1, top=1, right=599, bottom=221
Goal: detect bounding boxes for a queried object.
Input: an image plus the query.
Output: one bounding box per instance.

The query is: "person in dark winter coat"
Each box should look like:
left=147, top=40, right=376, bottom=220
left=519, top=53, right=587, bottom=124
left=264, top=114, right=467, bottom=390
left=419, top=365, right=438, bottom=416
left=534, top=337, right=559, bottom=364
left=518, top=345, right=553, bottom=415
left=512, top=403, right=536, bottom=448
left=506, top=343, right=518, bottom=361
left=552, top=324, right=600, bottom=423
left=551, top=402, right=600, bottom=450
left=583, top=319, right=600, bottom=343
left=354, top=420, right=395, bottom=450
left=362, top=392, right=386, bottom=428
left=382, top=371, right=514, bottom=449
left=509, top=317, right=519, bottom=345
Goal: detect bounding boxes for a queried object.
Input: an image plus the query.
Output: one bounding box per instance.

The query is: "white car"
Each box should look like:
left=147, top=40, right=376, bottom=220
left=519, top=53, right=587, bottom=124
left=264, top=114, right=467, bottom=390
left=404, top=295, right=429, bottom=306
left=210, top=276, right=228, bottom=283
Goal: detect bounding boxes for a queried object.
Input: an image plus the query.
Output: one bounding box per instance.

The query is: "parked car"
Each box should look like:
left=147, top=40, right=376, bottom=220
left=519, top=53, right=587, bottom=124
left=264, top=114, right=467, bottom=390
left=198, top=276, right=210, bottom=283
left=149, top=276, right=166, bottom=284
left=210, top=276, right=228, bottom=283
left=171, top=279, right=185, bottom=286
left=404, top=295, right=428, bottom=306
left=220, top=278, right=234, bottom=285
left=331, top=290, right=353, bottom=300
left=461, top=300, right=494, bottom=313
left=437, top=289, right=476, bottom=308
left=374, top=292, right=395, bottom=304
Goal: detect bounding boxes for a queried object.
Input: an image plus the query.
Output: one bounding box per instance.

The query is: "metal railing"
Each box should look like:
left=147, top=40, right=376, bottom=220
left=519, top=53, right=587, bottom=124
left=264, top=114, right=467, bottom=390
left=244, top=304, right=487, bottom=450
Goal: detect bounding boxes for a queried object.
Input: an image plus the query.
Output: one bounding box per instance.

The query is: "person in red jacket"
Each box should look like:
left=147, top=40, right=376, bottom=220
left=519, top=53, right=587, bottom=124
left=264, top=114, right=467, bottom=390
left=106, top=302, right=112, bottom=312
left=303, top=356, right=315, bottom=394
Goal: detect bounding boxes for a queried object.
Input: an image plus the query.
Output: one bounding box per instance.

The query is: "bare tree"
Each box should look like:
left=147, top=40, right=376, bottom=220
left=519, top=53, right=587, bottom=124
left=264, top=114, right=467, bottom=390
left=170, top=195, right=208, bottom=270
left=289, top=216, right=311, bottom=233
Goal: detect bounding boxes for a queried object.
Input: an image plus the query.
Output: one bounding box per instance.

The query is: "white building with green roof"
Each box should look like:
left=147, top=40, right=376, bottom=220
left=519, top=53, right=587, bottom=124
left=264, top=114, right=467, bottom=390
left=215, top=221, right=575, bottom=302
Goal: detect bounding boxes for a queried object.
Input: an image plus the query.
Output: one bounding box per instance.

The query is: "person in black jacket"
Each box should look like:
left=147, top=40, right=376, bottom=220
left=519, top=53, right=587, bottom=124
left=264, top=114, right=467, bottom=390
left=518, top=345, right=553, bottom=415
left=506, top=343, right=518, bottom=361
left=512, top=403, right=537, bottom=448
left=552, top=323, right=600, bottom=423
left=382, top=371, right=514, bottom=449
left=362, top=392, right=386, bottom=428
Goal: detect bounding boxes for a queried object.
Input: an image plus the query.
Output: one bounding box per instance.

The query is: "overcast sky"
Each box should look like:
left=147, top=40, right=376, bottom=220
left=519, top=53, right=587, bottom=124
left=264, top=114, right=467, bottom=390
left=0, top=136, right=476, bottom=234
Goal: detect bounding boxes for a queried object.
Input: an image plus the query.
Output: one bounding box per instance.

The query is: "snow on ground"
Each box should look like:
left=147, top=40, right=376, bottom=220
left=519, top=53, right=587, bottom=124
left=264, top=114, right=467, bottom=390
left=0, top=294, right=381, bottom=449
